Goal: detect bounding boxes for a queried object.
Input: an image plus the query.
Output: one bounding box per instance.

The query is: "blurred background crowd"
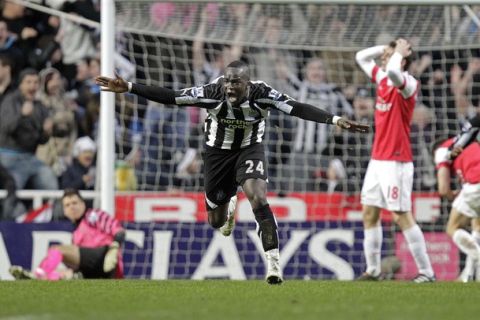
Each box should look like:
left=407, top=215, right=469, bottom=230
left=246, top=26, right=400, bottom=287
left=0, top=1, right=479, bottom=221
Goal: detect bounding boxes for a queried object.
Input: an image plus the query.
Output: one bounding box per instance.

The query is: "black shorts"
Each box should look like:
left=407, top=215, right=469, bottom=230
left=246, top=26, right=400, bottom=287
left=203, top=143, right=267, bottom=206
left=79, top=246, right=115, bottom=279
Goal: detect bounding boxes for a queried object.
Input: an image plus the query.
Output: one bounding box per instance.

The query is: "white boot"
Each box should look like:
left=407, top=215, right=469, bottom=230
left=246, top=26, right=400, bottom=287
left=265, top=248, right=283, bottom=285
left=219, top=195, right=237, bottom=237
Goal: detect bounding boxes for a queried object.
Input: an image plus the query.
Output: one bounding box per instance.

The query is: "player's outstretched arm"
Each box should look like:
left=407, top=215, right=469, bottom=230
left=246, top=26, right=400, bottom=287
left=288, top=100, right=370, bottom=133
left=96, top=74, right=176, bottom=105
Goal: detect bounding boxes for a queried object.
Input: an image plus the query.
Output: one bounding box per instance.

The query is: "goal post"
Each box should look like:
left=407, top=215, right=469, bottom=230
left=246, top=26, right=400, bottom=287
left=100, top=0, right=116, bottom=214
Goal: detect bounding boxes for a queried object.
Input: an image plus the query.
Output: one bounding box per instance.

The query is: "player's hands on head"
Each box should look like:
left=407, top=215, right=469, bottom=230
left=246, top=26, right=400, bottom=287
left=95, top=73, right=128, bottom=93
left=395, top=38, right=412, bottom=58
left=336, top=118, right=370, bottom=133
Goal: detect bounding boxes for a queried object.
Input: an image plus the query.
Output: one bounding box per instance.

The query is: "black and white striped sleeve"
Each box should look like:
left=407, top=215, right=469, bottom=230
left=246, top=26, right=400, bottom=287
left=253, top=82, right=336, bottom=124
left=451, top=114, right=480, bottom=153
left=130, top=82, right=222, bottom=108
left=174, top=82, right=223, bottom=107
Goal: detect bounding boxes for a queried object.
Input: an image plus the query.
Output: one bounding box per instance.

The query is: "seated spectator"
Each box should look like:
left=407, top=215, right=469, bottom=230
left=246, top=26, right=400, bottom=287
left=10, top=188, right=125, bottom=280
left=60, top=136, right=96, bottom=190
left=0, top=68, right=58, bottom=191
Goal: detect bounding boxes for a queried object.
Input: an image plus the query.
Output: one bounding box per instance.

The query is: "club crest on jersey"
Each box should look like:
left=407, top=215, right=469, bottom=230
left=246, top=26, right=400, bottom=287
left=87, top=211, right=99, bottom=224
left=268, top=89, right=282, bottom=100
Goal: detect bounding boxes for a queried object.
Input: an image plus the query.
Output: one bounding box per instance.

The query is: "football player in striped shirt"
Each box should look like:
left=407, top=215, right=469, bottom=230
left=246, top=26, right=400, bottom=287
left=96, top=60, right=369, bottom=284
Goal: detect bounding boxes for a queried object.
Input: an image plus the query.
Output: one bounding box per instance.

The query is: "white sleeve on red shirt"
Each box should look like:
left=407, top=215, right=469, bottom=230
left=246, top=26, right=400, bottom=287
left=434, top=147, right=451, bottom=169
left=386, top=52, right=417, bottom=99
left=355, top=45, right=385, bottom=79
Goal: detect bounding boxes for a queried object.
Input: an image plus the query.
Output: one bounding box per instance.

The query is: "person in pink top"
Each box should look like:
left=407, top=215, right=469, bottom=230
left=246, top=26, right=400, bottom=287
left=355, top=38, right=435, bottom=282
left=434, top=120, right=480, bottom=281
left=10, top=189, right=125, bottom=280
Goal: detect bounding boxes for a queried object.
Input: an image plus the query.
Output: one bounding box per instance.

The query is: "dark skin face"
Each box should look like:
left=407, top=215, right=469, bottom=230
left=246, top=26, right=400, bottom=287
left=224, top=67, right=249, bottom=106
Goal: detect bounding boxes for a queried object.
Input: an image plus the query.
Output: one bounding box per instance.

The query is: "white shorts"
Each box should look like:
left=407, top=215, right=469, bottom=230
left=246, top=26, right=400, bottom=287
left=452, top=183, right=480, bottom=218
left=361, top=160, right=413, bottom=212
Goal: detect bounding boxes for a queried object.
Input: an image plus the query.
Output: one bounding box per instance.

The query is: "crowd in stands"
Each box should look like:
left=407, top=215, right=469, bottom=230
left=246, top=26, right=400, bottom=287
left=0, top=1, right=479, bottom=220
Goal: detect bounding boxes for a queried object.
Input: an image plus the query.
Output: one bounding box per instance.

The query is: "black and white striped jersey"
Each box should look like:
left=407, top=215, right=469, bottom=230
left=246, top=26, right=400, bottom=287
left=174, top=77, right=295, bottom=150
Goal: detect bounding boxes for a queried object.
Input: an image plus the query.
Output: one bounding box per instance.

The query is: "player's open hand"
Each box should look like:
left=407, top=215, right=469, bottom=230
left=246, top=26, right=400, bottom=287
left=336, top=118, right=370, bottom=133
left=96, top=73, right=128, bottom=93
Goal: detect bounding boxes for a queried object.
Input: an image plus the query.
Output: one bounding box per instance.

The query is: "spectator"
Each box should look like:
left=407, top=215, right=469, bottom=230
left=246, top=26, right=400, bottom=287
left=249, top=14, right=300, bottom=88
left=60, top=136, right=96, bottom=190
left=57, top=0, right=99, bottom=82
left=280, top=57, right=353, bottom=190
left=35, top=68, right=77, bottom=178
left=0, top=68, right=58, bottom=190
left=321, top=87, right=374, bottom=192
left=450, top=58, right=480, bottom=126
left=10, top=188, right=125, bottom=280
left=0, top=20, right=23, bottom=72
left=0, top=162, right=22, bottom=221
left=411, top=103, right=436, bottom=190
left=0, top=53, right=15, bottom=105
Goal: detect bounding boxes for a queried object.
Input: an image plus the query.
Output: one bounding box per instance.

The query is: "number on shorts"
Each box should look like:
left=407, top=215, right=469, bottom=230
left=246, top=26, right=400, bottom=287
left=387, top=186, right=399, bottom=200
left=245, top=160, right=264, bottom=175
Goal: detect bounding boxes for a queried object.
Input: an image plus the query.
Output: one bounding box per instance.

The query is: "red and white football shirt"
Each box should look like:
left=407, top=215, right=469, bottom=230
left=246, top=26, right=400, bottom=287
left=370, top=65, right=418, bottom=162
left=435, top=138, right=480, bottom=184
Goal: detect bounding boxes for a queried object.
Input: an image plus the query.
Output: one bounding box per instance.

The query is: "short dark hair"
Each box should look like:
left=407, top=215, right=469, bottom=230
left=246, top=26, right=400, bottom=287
left=62, top=188, right=85, bottom=202
left=18, top=68, right=38, bottom=84
left=225, top=60, right=250, bottom=79
left=226, top=60, right=248, bottom=69
left=0, top=54, right=14, bottom=69
left=389, top=39, right=413, bottom=71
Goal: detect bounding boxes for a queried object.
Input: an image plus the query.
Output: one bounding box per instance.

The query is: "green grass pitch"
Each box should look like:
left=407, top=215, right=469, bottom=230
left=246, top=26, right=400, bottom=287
left=0, top=280, right=478, bottom=320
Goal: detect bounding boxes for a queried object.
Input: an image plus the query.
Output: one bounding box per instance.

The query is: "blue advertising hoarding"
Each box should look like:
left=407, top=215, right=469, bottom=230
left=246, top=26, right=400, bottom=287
left=0, top=222, right=371, bottom=280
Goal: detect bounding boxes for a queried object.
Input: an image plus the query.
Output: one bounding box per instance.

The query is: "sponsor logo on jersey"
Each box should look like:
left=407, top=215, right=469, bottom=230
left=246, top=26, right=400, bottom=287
left=219, top=118, right=250, bottom=129
left=375, top=102, right=392, bottom=111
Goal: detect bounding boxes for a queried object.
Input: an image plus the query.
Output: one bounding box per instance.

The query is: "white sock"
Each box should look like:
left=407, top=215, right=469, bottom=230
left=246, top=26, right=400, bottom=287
left=363, top=225, right=382, bottom=277
left=452, top=229, right=480, bottom=260
left=403, top=225, right=434, bottom=277
left=472, top=231, right=480, bottom=281
left=460, top=255, right=476, bottom=282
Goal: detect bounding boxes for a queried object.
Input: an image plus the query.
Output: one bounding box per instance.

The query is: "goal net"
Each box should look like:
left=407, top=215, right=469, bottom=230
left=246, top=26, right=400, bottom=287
left=23, top=0, right=480, bottom=280
left=113, top=2, right=480, bottom=280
